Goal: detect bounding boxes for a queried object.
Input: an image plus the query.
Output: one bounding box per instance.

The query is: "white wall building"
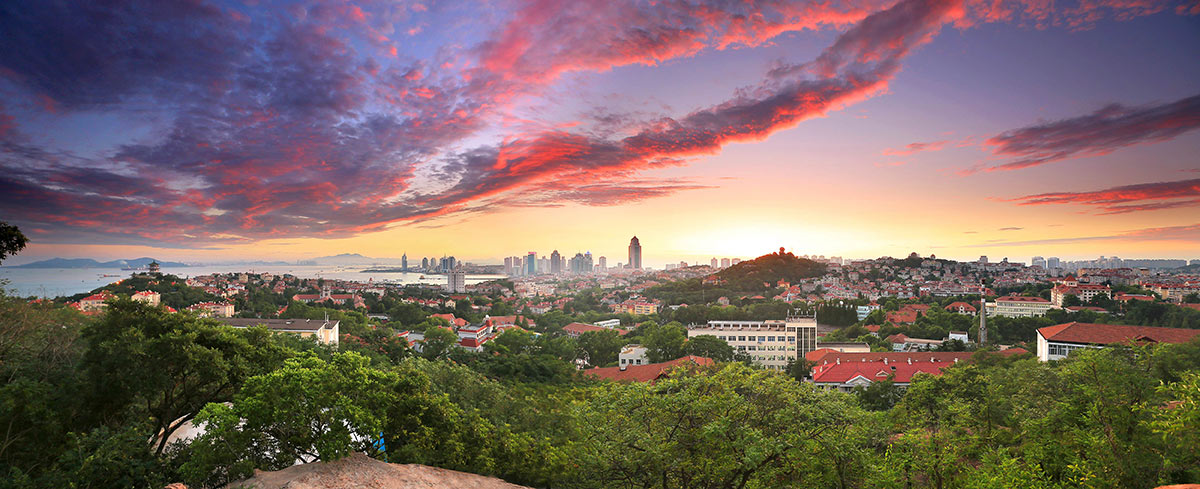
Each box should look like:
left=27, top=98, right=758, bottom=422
left=686, top=315, right=817, bottom=370
left=619, top=344, right=648, bottom=367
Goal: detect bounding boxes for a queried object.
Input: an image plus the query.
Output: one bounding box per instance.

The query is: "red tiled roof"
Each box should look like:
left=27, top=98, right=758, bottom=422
left=811, top=360, right=951, bottom=384
left=805, top=350, right=975, bottom=364
left=1038, top=322, right=1200, bottom=345
left=584, top=356, right=714, bottom=383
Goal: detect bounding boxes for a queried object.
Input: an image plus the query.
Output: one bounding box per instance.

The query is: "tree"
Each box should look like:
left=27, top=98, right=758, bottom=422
left=642, top=321, right=687, bottom=363
left=684, top=334, right=736, bottom=362
left=784, top=357, right=815, bottom=382
left=80, top=300, right=290, bottom=455
left=1182, top=292, right=1200, bottom=304
left=1061, top=294, right=1082, bottom=308
left=181, top=352, right=397, bottom=486
left=0, top=221, right=28, bottom=265
left=576, top=329, right=625, bottom=367
left=420, top=323, right=459, bottom=360
left=854, top=375, right=903, bottom=411
left=575, top=363, right=868, bottom=489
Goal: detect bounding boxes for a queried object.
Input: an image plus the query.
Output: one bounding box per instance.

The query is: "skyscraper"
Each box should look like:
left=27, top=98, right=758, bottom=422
left=422, top=257, right=429, bottom=269
left=721, top=258, right=730, bottom=268
left=1031, top=256, right=1046, bottom=269
left=711, top=257, right=718, bottom=268
left=628, top=236, right=642, bottom=270
left=550, top=250, right=562, bottom=274
left=504, top=256, right=514, bottom=275
left=598, top=256, right=607, bottom=271
left=402, top=253, right=408, bottom=270
left=446, top=268, right=466, bottom=293
left=526, top=252, right=537, bottom=276
left=1047, top=257, right=1060, bottom=269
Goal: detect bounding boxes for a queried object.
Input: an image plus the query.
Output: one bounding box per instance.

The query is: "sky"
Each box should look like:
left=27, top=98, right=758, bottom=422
left=1, top=0, right=1198, bottom=267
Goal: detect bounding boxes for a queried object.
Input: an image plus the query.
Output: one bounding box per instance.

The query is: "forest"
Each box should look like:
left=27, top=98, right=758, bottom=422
left=2, top=293, right=1198, bottom=489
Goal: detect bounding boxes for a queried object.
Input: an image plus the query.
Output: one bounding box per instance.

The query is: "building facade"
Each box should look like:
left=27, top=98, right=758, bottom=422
left=989, top=295, right=1054, bottom=317
left=686, top=314, right=818, bottom=370
left=1036, top=322, right=1200, bottom=362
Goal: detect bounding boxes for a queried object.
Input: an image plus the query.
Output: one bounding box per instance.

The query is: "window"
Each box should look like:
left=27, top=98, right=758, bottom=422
left=748, top=345, right=757, bottom=351
left=767, top=336, right=776, bottom=342
left=738, top=336, right=746, bottom=341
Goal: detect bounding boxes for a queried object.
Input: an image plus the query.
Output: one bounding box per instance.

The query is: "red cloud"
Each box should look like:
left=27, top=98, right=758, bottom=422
left=1005, top=178, right=1200, bottom=214
left=882, top=140, right=949, bottom=156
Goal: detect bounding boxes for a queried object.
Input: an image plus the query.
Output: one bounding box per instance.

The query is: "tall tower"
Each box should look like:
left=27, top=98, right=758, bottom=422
left=550, top=250, right=562, bottom=274
left=526, top=252, right=537, bottom=276
left=402, top=253, right=408, bottom=270
left=628, top=236, right=642, bottom=270
left=978, top=285, right=988, bottom=345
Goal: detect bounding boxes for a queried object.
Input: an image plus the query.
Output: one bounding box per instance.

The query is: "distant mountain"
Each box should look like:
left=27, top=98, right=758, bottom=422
left=309, top=253, right=402, bottom=265
left=714, top=250, right=827, bottom=288
left=11, top=257, right=189, bottom=269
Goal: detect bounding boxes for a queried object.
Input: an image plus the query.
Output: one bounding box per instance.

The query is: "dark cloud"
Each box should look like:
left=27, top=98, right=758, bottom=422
left=979, top=93, right=1200, bottom=172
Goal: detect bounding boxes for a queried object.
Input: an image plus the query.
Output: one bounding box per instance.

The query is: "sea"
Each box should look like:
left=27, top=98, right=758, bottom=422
left=0, top=264, right=506, bottom=299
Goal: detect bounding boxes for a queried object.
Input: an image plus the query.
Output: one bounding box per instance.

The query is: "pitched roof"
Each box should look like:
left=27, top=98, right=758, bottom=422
left=1038, top=322, right=1200, bottom=345
left=805, top=349, right=975, bottom=364
left=811, top=360, right=950, bottom=384
left=583, top=356, right=713, bottom=383
left=215, top=318, right=338, bottom=332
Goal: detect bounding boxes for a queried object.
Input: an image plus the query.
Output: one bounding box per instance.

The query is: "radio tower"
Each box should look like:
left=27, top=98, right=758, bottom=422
left=978, top=283, right=988, bottom=345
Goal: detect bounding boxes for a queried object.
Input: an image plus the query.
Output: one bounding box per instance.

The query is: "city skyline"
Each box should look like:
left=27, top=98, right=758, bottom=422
left=1, top=0, right=1199, bottom=266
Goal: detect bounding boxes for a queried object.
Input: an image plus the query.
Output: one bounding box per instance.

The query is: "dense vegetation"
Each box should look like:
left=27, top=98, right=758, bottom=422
left=2, top=292, right=1198, bottom=489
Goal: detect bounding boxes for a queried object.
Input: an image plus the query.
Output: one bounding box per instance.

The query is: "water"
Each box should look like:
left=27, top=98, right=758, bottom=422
left=0, top=264, right=506, bottom=298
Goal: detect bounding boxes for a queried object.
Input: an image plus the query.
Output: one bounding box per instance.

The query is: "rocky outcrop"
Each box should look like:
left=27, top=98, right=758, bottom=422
left=222, top=453, right=532, bottom=489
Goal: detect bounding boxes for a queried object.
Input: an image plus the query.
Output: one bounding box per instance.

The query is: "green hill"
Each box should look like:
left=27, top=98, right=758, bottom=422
left=715, top=250, right=827, bottom=289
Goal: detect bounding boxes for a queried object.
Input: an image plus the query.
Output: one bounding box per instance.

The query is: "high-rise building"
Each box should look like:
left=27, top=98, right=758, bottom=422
left=628, top=236, right=642, bottom=270
left=422, top=257, right=429, bottom=269
left=504, top=257, right=514, bottom=275
left=979, top=256, right=989, bottom=264
left=711, top=258, right=718, bottom=268
left=402, top=253, right=408, bottom=270
left=721, top=258, right=731, bottom=268
left=1031, top=256, right=1046, bottom=269
left=598, top=256, right=607, bottom=271
left=569, top=252, right=593, bottom=274
left=446, top=268, right=466, bottom=293
left=550, top=250, right=562, bottom=274
left=731, top=258, right=741, bottom=265
left=1047, top=257, right=1060, bottom=269
left=526, top=252, right=537, bottom=276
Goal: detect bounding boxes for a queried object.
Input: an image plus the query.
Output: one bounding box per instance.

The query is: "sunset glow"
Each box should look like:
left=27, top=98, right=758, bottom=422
left=1, top=0, right=1198, bottom=266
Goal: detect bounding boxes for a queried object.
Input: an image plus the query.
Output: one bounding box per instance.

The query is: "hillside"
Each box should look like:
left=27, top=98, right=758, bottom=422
left=715, top=249, right=827, bottom=288
left=220, top=452, right=532, bottom=489
left=13, top=257, right=188, bottom=268
left=646, top=250, right=827, bottom=305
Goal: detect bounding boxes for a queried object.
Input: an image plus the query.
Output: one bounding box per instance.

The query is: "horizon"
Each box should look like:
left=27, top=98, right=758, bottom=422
left=1, top=0, right=1198, bottom=271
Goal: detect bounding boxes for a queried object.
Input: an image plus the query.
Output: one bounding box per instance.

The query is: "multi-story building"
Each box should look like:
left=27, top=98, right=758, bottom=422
left=598, top=256, right=607, bottom=271
left=131, top=290, right=161, bottom=306
left=611, top=300, right=659, bottom=315
left=187, top=301, right=235, bottom=318
left=628, top=236, right=642, bottom=270
left=1036, top=322, right=1200, bottom=362
left=721, top=258, right=731, bottom=268
left=1050, top=283, right=1111, bottom=306
left=446, top=268, right=466, bottom=293
left=618, top=344, right=648, bottom=367
left=550, top=250, right=562, bottom=274
left=526, top=252, right=537, bottom=276
left=988, top=295, right=1054, bottom=317
left=1047, top=257, right=1060, bottom=269
left=686, top=314, right=818, bottom=370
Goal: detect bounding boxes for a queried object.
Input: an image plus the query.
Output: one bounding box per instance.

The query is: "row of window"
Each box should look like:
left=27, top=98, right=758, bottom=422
left=1047, top=343, right=1094, bottom=357
left=736, top=345, right=797, bottom=352
left=715, top=335, right=796, bottom=343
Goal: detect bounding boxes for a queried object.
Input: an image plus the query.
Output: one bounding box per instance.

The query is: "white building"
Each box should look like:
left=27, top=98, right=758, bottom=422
left=1035, top=322, right=1200, bottom=362
left=686, top=314, right=817, bottom=370
left=988, top=295, right=1054, bottom=317
left=619, top=344, right=648, bottom=367
left=217, top=318, right=340, bottom=346
left=446, top=268, right=466, bottom=293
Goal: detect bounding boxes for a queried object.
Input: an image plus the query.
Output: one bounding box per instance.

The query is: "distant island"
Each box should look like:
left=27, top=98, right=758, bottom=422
left=9, top=257, right=189, bottom=269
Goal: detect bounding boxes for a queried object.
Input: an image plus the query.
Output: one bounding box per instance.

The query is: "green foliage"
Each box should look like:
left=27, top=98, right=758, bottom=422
left=0, top=221, right=28, bottom=265
left=420, top=323, right=459, bottom=360
left=80, top=300, right=291, bottom=455
left=683, top=334, right=737, bottom=362
left=572, top=363, right=869, bottom=489
left=641, top=321, right=688, bottom=363
left=576, top=329, right=625, bottom=367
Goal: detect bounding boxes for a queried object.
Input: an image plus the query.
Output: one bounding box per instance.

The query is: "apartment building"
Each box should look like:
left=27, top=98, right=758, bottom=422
left=686, top=314, right=817, bottom=370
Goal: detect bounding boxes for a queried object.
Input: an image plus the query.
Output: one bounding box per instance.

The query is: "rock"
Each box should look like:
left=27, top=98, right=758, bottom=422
left=224, top=453, right=533, bottom=489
